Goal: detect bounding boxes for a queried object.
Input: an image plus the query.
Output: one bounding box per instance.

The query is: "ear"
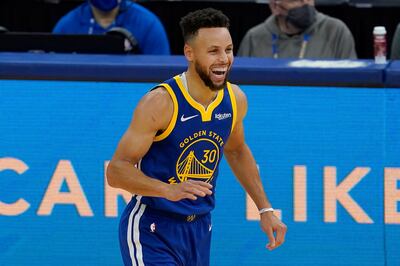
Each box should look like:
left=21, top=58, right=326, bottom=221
left=269, top=1, right=279, bottom=15
left=184, top=43, right=194, bottom=62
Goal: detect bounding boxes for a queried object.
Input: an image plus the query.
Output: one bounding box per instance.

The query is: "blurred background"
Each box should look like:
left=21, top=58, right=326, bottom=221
left=1, top=0, right=400, bottom=58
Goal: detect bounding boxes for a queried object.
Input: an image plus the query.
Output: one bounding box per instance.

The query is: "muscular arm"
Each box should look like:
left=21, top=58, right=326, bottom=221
left=224, top=100, right=270, bottom=210
left=224, top=84, right=287, bottom=250
left=107, top=87, right=212, bottom=201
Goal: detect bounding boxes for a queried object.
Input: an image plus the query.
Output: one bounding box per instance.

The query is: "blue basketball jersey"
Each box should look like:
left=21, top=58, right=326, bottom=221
left=139, top=74, right=237, bottom=215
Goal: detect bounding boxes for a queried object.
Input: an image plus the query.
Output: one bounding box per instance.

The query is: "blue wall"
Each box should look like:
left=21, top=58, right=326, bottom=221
left=1, top=80, right=399, bottom=265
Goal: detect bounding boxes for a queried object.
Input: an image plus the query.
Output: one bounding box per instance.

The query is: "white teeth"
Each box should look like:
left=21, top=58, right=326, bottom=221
left=212, top=68, right=227, bottom=72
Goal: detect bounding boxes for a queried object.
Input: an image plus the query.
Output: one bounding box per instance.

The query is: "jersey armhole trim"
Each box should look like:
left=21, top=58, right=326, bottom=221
left=227, top=82, right=237, bottom=133
left=154, top=83, right=178, bottom=142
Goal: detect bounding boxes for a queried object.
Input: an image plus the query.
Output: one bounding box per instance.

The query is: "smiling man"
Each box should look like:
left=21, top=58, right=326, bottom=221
left=107, top=8, right=286, bottom=266
left=238, top=0, right=357, bottom=59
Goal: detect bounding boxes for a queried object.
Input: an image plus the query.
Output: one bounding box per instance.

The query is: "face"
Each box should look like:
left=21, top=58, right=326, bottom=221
left=185, top=27, right=234, bottom=91
left=90, top=0, right=120, bottom=12
left=270, top=0, right=314, bottom=16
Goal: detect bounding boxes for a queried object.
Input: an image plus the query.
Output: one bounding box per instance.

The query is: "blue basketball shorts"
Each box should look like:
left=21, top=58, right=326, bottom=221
left=119, top=196, right=212, bottom=266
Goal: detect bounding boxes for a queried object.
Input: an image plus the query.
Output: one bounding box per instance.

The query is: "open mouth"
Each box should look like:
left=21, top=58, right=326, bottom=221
left=212, top=70, right=226, bottom=75
left=211, top=68, right=228, bottom=79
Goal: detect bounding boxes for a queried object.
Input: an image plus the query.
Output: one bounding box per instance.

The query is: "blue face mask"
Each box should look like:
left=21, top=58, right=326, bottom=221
left=90, top=0, right=120, bottom=12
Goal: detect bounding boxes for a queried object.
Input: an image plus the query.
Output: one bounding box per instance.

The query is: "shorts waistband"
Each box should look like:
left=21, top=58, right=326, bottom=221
left=144, top=205, right=208, bottom=222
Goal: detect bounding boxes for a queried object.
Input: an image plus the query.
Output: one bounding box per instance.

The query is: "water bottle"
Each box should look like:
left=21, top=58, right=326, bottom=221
left=373, top=26, right=387, bottom=64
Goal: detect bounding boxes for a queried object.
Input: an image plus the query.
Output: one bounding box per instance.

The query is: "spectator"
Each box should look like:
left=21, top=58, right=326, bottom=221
left=391, top=22, right=400, bottom=59
left=53, top=0, right=170, bottom=55
left=238, top=0, right=356, bottom=59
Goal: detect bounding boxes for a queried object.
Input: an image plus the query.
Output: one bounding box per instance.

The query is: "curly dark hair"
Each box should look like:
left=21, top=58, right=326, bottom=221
left=179, top=8, right=230, bottom=42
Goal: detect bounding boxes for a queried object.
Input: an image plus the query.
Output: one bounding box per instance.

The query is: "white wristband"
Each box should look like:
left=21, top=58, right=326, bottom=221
left=259, top=207, right=274, bottom=214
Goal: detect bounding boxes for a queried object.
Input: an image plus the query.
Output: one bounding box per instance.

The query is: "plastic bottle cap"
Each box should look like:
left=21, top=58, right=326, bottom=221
left=373, top=26, right=386, bottom=35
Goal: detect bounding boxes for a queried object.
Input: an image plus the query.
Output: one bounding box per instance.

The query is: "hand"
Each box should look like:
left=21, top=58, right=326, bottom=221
left=164, top=180, right=213, bottom=201
left=260, top=212, right=287, bottom=251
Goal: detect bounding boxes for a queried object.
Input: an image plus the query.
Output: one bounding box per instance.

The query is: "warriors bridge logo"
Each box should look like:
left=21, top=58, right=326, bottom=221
left=168, top=130, right=224, bottom=184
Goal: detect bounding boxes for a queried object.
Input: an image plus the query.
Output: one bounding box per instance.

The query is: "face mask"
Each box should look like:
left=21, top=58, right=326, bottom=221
left=286, top=4, right=316, bottom=31
left=90, top=0, right=120, bottom=12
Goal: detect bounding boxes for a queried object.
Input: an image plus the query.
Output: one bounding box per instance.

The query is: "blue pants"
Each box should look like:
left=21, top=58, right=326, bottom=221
left=119, top=196, right=212, bottom=266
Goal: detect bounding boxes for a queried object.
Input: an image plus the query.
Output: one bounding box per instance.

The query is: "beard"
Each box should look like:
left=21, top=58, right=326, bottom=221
left=195, top=61, right=229, bottom=91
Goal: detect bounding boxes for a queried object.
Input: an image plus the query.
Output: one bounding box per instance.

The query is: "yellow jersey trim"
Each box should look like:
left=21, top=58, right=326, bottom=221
left=226, top=82, right=237, bottom=133
left=154, top=83, right=178, bottom=142
left=174, top=75, right=224, bottom=122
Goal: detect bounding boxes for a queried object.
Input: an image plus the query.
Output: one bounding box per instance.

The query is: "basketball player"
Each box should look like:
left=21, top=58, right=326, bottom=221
left=107, top=8, right=287, bottom=266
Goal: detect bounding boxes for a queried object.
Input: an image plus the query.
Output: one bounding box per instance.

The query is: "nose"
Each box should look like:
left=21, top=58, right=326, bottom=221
left=218, top=51, right=229, bottom=64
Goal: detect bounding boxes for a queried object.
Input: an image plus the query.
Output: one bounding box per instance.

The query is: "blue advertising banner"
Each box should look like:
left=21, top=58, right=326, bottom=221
left=0, top=80, right=399, bottom=265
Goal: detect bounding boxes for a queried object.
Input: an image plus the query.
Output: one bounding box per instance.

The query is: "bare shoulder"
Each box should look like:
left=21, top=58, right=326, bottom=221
left=133, top=86, right=174, bottom=131
left=138, top=86, right=172, bottom=109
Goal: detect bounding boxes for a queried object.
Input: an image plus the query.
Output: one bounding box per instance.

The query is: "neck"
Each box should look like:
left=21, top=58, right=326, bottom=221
left=185, top=69, right=219, bottom=109
left=276, top=16, right=301, bottom=35
left=91, top=5, right=119, bottom=28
